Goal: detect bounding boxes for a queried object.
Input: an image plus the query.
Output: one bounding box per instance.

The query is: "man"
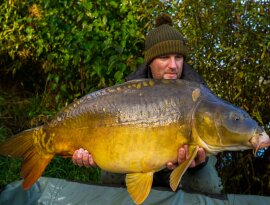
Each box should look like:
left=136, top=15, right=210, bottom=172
left=72, top=13, right=222, bottom=192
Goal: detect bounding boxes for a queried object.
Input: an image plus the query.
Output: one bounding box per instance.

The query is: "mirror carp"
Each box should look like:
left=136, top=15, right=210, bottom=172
left=0, top=79, right=269, bottom=204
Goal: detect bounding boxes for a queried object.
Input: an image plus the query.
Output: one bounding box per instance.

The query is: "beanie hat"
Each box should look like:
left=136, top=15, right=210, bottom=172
left=144, top=13, right=187, bottom=65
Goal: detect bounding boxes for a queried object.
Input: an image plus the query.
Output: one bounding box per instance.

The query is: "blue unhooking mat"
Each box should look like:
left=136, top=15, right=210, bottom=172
left=1, top=177, right=270, bottom=205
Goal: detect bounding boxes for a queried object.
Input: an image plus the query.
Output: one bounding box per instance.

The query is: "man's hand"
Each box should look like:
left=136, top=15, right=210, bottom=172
left=72, top=148, right=96, bottom=167
left=166, top=145, right=206, bottom=170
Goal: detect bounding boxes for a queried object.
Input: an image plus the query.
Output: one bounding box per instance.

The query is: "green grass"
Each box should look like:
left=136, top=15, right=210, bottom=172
left=44, top=157, right=101, bottom=184
left=0, top=126, right=22, bottom=189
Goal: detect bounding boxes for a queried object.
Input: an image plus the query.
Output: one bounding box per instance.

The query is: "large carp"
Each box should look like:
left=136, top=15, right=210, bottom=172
left=0, top=79, right=269, bottom=204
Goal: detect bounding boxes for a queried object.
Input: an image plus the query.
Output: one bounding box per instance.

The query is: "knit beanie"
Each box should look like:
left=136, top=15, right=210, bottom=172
left=144, top=13, right=187, bottom=65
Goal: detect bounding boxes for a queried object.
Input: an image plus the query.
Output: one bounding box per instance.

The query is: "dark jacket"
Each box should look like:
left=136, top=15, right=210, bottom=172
left=125, top=62, right=208, bottom=187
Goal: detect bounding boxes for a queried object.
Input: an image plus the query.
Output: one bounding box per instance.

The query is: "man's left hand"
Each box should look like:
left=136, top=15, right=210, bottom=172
left=166, top=145, right=206, bottom=170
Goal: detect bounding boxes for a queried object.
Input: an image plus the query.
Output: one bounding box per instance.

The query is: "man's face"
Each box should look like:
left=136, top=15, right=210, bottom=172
left=149, top=54, right=184, bottom=79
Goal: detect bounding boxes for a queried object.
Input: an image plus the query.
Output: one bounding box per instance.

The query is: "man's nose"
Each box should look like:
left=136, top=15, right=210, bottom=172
left=168, top=57, right=177, bottom=69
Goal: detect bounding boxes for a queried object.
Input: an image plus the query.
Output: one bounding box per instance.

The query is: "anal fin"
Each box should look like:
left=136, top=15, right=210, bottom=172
left=170, top=145, right=199, bottom=191
left=126, top=172, right=154, bottom=205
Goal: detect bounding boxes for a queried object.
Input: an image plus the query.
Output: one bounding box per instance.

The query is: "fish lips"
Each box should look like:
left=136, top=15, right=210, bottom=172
left=250, top=131, right=270, bottom=155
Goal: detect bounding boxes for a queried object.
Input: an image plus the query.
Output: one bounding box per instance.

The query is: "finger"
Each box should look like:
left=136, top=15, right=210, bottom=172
left=189, top=160, right=196, bottom=168
left=88, top=155, right=97, bottom=167
left=194, top=148, right=206, bottom=166
left=166, top=162, right=177, bottom=170
left=82, top=150, right=91, bottom=167
left=178, top=147, right=186, bottom=164
left=74, top=148, right=84, bottom=167
left=72, top=150, right=78, bottom=164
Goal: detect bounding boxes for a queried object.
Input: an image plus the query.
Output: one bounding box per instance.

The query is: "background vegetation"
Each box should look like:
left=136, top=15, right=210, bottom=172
left=0, top=0, right=269, bottom=195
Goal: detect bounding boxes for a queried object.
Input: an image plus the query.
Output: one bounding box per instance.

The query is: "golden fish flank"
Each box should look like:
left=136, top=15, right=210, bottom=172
left=0, top=79, right=269, bottom=205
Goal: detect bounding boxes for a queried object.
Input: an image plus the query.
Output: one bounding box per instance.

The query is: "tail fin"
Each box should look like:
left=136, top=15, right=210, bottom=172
left=0, top=127, right=54, bottom=189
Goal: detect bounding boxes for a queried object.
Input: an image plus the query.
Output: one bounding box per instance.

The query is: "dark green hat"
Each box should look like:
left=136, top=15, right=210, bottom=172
left=144, top=13, right=187, bottom=65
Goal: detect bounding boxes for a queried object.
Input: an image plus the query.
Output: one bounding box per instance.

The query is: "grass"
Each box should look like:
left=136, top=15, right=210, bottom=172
left=0, top=126, right=22, bottom=189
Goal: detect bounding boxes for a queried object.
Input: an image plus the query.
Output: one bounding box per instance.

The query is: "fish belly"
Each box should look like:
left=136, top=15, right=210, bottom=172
left=84, top=124, right=187, bottom=174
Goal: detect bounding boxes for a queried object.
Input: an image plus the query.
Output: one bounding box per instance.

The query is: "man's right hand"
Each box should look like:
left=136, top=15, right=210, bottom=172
left=72, top=148, right=97, bottom=167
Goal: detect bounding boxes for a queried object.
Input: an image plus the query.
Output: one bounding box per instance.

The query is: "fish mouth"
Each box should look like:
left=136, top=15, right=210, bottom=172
left=250, top=131, right=270, bottom=155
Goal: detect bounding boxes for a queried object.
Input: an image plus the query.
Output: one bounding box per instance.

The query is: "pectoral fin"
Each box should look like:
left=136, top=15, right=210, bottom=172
left=170, top=145, right=199, bottom=191
left=126, top=172, right=154, bottom=205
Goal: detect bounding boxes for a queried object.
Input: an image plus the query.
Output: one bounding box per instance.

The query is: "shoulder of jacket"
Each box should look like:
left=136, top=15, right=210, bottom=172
left=125, top=63, right=148, bottom=81
left=182, top=62, right=205, bottom=85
